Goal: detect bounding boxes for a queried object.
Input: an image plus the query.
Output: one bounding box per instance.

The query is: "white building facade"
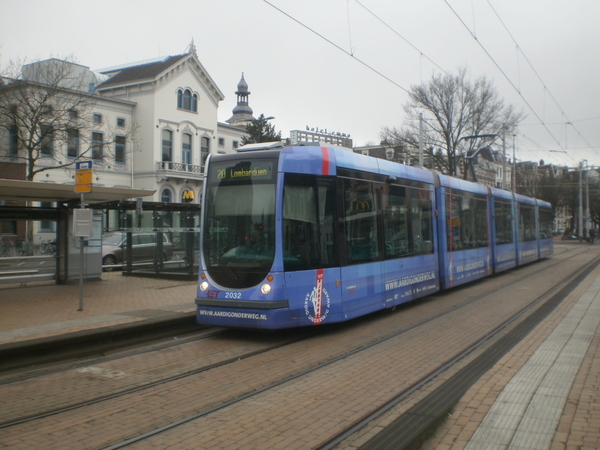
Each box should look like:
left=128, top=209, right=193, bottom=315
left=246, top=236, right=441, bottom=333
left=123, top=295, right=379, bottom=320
left=1, top=49, right=250, bottom=206
left=94, top=50, right=249, bottom=204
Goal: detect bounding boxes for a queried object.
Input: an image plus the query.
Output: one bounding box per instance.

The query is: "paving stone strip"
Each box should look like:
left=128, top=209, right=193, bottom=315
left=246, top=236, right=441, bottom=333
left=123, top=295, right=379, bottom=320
left=464, top=274, right=600, bottom=449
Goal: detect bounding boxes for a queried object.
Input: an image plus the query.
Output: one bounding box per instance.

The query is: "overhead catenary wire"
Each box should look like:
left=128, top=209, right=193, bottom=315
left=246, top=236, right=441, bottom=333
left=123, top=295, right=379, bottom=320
left=354, top=0, right=450, bottom=77
left=442, top=0, right=565, bottom=154
left=264, top=0, right=596, bottom=163
left=262, top=0, right=410, bottom=94
left=485, top=0, right=599, bottom=159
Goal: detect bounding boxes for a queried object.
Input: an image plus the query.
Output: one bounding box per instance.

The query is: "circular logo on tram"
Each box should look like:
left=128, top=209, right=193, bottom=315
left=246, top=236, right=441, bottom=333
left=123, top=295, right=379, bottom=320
left=304, top=286, right=331, bottom=324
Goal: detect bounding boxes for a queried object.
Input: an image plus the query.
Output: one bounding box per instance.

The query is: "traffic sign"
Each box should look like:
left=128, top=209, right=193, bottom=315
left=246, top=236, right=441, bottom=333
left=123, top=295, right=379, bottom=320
left=75, top=160, right=93, bottom=193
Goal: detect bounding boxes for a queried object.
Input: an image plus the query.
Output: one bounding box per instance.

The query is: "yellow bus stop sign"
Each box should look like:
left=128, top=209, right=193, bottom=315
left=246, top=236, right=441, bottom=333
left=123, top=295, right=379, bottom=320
left=75, top=160, right=93, bottom=193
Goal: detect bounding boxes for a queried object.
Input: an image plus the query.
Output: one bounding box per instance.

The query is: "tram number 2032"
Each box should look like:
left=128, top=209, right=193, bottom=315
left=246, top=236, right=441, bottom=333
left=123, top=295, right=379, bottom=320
left=225, top=292, right=242, bottom=299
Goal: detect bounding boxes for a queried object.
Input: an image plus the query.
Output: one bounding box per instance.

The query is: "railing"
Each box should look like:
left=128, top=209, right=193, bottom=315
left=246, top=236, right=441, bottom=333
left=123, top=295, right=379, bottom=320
left=0, top=255, right=56, bottom=285
left=156, top=161, right=204, bottom=175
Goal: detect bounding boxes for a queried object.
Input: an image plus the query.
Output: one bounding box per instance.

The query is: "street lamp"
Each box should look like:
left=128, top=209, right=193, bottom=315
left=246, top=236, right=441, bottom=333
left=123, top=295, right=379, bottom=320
left=455, top=134, right=497, bottom=179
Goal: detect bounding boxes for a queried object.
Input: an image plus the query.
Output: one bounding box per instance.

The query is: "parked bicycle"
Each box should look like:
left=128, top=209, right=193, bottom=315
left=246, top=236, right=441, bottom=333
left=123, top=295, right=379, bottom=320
left=41, top=239, right=57, bottom=255
left=0, top=238, right=15, bottom=257
left=16, top=240, right=34, bottom=256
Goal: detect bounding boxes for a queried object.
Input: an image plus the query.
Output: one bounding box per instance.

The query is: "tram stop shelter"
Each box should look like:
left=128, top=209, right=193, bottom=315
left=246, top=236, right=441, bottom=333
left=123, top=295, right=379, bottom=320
left=0, top=179, right=155, bottom=284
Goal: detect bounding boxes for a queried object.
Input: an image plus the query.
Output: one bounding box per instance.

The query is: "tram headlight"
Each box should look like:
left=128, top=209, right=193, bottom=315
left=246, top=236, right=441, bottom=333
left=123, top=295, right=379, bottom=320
left=261, top=283, right=272, bottom=295
left=200, top=281, right=209, bottom=291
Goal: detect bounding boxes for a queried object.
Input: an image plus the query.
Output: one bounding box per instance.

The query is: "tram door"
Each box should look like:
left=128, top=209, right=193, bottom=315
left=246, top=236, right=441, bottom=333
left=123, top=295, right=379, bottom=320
left=340, top=179, right=384, bottom=313
left=283, top=174, right=343, bottom=323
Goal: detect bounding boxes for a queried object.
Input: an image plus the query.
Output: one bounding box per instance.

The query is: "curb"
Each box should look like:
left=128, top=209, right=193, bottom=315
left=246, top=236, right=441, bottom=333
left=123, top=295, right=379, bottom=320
left=0, top=312, right=198, bottom=372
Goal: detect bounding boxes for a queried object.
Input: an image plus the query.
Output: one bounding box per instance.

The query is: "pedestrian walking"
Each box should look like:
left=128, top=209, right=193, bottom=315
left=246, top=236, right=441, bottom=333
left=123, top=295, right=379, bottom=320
left=590, top=228, right=596, bottom=244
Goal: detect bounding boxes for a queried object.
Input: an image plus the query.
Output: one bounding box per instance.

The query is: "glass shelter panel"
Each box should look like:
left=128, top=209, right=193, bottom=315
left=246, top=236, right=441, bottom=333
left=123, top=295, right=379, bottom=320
left=102, top=207, right=200, bottom=275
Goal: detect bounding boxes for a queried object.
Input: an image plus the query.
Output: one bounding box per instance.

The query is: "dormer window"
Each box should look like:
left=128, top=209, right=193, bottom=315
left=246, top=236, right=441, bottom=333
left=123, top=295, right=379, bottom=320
left=177, top=88, right=198, bottom=112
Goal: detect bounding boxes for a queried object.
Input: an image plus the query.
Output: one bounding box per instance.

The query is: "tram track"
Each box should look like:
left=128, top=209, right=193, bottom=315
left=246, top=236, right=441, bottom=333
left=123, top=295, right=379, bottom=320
left=0, top=249, right=574, bottom=429
left=100, top=247, right=595, bottom=450
left=1, top=244, right=577, bottom=388
left=0, top=244, right=594, bottom=449
left=0, top=327, right=325, bottom=429
left=320, top=250, right=600, bottom=450
left=0, top=328, right=227, bottom=385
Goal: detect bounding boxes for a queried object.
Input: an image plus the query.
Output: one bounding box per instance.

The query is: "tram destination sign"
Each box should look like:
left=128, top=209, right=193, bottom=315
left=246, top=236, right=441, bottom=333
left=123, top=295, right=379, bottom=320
left=211, top=161, right=274, bottom=183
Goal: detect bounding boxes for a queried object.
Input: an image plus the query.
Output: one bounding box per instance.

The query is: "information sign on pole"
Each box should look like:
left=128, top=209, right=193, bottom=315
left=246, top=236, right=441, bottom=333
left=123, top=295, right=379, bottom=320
left=75, top=160, right=93, bottom=193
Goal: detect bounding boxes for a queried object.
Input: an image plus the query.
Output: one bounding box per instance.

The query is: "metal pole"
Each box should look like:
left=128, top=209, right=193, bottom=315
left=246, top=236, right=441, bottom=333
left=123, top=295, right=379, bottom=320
left=502, top=128, right=507, bottom=190
left=512, top=130, right=517, bottom=193
left=579, top=162, right=583, bottom=242
left=418, top=113, right=424, bottom=167
left=78, top=193, right=84, bottom=311
left=585, top=163, right=590, bottom=238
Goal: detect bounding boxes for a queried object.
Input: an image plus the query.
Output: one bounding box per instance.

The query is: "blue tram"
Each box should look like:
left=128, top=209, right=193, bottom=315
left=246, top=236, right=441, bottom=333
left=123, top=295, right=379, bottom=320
left=195, top=145, right=554, bottom=329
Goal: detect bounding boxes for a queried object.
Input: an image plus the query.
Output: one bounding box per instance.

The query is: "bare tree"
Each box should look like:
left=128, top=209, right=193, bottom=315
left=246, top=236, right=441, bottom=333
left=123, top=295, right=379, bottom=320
left=381, top=67, right=525, bottom=176
left=0, top=57, right=134, bottom=181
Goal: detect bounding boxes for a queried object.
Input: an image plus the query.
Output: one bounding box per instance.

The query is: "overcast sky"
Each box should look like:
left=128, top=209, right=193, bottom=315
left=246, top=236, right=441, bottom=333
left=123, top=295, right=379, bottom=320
left=2, top=0, right=599, bottom=167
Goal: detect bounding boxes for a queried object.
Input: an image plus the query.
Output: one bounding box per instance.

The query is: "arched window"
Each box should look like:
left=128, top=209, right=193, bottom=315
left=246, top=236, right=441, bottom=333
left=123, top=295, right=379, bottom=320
left=177, top=88, right=197, bottom=112
left=177, top=89, right=183, bottom=109
left=161, top=129, right=173, bottom=170
left=161, top=188, right=172, bottom=203
left=162, top=130, right=173, bottom=162
left=184, top=89, right=193, bottom=110
left=201, top=136, right=210, bottom=168
left=182, top=133, right=192, bottom=171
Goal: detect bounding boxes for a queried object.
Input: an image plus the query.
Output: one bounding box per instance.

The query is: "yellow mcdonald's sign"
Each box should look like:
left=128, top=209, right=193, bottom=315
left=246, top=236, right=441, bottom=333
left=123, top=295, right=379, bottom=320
left=355, top=200, right=372, bottom=211
left=182, top=190, right=195, bottom=201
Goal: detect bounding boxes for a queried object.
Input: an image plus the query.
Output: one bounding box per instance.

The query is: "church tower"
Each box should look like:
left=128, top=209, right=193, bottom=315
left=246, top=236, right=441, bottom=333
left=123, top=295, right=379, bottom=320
left=226, top=73, right=255, bottom=127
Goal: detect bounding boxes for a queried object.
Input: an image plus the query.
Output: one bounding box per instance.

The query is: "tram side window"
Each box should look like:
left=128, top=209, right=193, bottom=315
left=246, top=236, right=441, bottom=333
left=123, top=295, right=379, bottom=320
left=519, top=205, right=536, bottom=242
left=494, top=201, right=514, bottom=244
left=538, top=209, right=553, bottom=239
left=283, top=174, right=338, bottom=271
left=382, top=185, right=409, bottom=258
left=446, top=193, right=488, bottom=251
left=475, top=199, right=488, bottom=246
left=343, top=179, right=379, bottom=264
left=410, top=188, right=434, bottom=255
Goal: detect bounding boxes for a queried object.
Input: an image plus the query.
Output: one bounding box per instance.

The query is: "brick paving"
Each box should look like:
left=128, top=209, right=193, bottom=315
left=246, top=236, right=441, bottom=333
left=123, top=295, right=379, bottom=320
left=421, top=250, right=600, bottom=450
left=0, top=272, right=197, bottom=344
left=0, top=241, right=599, bottom=449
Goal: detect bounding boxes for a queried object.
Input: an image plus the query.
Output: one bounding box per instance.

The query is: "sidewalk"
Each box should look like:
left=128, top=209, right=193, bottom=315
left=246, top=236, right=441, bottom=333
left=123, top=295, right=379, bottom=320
left=421, top=263, right=600, bottom=450
left=0, top=272, right=198, bottom=345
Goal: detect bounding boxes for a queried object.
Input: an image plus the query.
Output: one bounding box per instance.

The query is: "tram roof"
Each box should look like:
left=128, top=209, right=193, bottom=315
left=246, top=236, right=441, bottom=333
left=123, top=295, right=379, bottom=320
left=0, top=179, right=155, bottom=204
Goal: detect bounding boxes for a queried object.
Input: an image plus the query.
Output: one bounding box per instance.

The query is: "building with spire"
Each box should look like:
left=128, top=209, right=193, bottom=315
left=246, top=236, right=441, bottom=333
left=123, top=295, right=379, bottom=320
left=226, top=73, right=255, bottom=127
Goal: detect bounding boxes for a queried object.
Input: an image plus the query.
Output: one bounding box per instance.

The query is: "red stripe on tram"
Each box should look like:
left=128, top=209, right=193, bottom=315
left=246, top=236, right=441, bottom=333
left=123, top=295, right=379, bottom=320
left=321, top=147, right=330, bottom=175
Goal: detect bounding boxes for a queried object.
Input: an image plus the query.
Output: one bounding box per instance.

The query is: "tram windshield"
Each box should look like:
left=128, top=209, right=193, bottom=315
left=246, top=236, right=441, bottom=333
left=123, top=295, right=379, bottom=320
left=203, top=157, right=277, bottom=288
